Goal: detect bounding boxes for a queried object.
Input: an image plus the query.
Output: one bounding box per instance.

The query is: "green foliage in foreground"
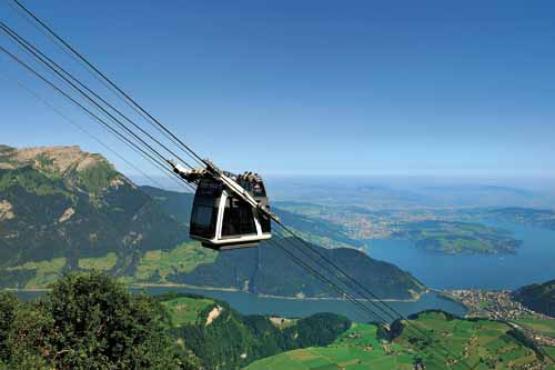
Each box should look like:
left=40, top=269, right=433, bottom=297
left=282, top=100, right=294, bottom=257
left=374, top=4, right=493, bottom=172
left=0, top=273, right=198, bottom=369
left=247, top=311, right=549, bottom=370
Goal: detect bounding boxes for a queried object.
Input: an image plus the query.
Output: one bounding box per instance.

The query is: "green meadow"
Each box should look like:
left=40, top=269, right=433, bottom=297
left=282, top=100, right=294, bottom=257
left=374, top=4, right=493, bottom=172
left=247, top=311, right=545, bottom=370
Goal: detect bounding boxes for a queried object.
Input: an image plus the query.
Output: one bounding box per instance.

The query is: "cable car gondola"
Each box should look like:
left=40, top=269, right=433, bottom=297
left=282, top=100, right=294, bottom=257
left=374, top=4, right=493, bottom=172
left=171, top=162, right=272, bottom=250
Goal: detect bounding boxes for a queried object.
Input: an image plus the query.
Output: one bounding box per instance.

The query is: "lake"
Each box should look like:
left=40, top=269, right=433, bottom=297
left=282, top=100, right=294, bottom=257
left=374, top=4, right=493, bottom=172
left=139, top=288, right=466, bottom=323
left=15, top=287, right=465, bottom=324
left=366, top=221, right=555, bottom=290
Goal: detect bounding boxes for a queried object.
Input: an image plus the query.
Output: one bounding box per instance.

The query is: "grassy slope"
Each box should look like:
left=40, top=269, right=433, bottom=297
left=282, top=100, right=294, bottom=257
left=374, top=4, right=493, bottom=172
left=78, top=252, right=118, bottom=271
left=514, top=317, right=555, bottom=338
left=134, top=242, right=217, bottom=282
left=160, top=294, right=352, bottom=369
left=246, top=323, right=413, bottom=370
left=162, top=296, right=216, bottom=327
left=246, top=311, right=546, bottom=370
left=6, top=257, right=67, bottom=289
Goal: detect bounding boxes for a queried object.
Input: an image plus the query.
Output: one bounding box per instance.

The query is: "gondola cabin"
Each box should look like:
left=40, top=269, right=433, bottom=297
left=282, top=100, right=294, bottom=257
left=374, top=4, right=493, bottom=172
left=189, top=173, right=272, bottom=250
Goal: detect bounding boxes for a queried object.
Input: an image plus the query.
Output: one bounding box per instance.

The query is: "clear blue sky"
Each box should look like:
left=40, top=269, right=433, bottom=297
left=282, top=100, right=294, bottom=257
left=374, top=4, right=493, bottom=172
left=1, top=0, right=554, bottom=178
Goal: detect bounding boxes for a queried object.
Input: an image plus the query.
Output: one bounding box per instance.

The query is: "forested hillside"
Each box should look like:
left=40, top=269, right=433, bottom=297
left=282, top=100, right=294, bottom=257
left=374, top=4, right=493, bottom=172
left=0, top=145, right=186, bottom=287
left=513, top=279, right=555, bottom=317
left=161, top=293, right=351, bottom=369
left=175, top=242, right=424, bottom=299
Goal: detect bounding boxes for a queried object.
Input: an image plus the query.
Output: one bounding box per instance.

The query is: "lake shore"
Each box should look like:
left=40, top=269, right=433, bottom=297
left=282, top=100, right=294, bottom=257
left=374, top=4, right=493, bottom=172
left=4, top=284, right=424, bottom=303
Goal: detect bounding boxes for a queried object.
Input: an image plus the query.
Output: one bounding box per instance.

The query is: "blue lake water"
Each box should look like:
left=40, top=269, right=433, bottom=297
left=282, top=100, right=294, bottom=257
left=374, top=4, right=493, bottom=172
left=138, top=288, right=466, bottom=323
left=366, top=221, right=555, bottom=290
left=16, top=287, right=465, bottom=323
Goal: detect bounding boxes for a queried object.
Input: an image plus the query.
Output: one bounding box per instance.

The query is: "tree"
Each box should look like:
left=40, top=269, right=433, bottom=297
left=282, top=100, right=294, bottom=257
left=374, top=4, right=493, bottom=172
left=0, top=292, right=18, bottom=361
left=0, top=272, right=198, bottom=369
left=43, top=272, right=186, bottom=369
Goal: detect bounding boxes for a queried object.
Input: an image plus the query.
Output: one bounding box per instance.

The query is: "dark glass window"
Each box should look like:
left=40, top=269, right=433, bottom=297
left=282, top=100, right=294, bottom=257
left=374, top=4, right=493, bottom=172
left=193, top=206, right=213, bottom=227
left=260, top=213, right=271, bottom=233
left=190, top=179, right=221, bottom=239
left=191, top=205, right=217, bottom=238
left=221, top=197, right=257, bottom=237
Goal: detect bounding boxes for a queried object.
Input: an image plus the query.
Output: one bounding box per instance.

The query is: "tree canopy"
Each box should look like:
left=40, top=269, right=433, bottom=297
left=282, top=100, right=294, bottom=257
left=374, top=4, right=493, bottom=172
left=0, top=272, right=197, bottom=369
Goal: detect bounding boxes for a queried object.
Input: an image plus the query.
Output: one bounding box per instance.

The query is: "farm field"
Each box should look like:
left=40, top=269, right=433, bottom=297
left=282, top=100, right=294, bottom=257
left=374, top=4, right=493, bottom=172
left=134, top=242, right=217, bottom=282
left=78, top=252, right=118, bottom=271
left=246, top=311, right=546, bottom=370
left=514, top=317, right=555, bottom=338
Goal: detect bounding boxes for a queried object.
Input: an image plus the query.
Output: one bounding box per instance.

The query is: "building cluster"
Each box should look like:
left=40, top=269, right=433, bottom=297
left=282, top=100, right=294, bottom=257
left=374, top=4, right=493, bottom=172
left=444, top=289, right=536, bottom=320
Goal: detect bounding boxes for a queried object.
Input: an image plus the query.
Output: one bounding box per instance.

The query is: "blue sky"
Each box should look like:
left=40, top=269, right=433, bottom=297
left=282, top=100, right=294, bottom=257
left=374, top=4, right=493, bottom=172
left=1, top=0, right=554, bottom=178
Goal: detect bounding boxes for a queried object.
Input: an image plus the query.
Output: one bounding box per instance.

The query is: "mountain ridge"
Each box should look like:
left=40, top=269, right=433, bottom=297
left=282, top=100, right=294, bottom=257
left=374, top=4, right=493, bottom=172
left=513, top=279, right=555, bottom=317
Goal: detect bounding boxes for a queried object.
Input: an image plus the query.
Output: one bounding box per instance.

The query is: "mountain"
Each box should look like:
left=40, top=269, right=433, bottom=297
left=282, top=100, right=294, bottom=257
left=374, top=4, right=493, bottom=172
left=267, top=176, right=552, bottom=209
left=0, top=145, right=425, bottom=299
left=513, top=279, right=555, bottom=317
left=170, top=240, right=423, bottom=299
left=0, top=145, right=186, bottom=286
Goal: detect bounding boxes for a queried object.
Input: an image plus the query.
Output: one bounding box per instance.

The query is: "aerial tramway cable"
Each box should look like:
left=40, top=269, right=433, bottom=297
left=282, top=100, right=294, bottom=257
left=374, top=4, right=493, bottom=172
left=10, top=0, right=206, bottom=168
left=0, top=22, right=196, bottom=172
left=0, top=22, right=196, bottom=176
left=266, top=238, right=391, bottom=325
left=0, top=45, right=194, bottom=193
left=274, top=223, right=474, bottom=369
left=0, top=74, right=183, bottom=190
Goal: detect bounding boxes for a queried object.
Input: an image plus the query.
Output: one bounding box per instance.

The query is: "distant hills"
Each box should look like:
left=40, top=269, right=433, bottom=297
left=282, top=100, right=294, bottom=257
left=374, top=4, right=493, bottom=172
left=513, top=279, right=555, bottom=318
left=268, top=176, right=555, bottom=209
left=488, top=207, right=555, bottom=231
left=0, top=145, right=424, bottom=299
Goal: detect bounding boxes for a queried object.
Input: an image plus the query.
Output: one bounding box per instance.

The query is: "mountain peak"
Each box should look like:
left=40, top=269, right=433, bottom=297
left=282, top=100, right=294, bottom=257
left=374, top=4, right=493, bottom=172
left=0, top=144, right=127, bottom=194
left=0, top=145, right=107, bottom=173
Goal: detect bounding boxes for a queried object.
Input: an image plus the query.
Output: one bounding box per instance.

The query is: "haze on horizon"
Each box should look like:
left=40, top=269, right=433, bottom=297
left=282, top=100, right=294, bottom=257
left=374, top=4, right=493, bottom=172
left=1, top=0, right=554, bottom=180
